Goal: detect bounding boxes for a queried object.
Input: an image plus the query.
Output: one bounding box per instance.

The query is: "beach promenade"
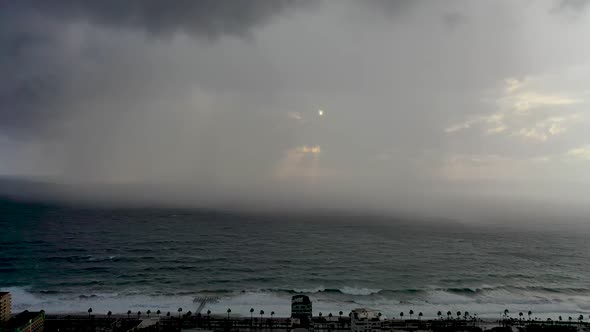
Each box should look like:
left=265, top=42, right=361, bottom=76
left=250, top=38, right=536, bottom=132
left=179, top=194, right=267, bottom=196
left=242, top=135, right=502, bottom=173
left=39, top=313, right=590, bottom=332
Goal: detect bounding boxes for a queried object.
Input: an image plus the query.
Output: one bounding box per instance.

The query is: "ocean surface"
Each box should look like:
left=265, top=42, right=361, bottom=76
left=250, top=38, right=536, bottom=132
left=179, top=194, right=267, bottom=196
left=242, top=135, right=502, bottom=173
left=1, top=200, right=589, bottom=319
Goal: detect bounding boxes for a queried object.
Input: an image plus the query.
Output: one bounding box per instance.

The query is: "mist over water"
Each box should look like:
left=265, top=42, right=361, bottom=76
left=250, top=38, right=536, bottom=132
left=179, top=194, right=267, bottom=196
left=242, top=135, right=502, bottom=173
left=2, top=201, right=589, bottom=318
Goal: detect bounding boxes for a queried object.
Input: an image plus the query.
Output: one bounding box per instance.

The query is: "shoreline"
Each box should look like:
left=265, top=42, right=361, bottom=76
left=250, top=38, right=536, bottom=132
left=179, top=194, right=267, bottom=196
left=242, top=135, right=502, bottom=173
left=4, top=286, right=589, bottom=322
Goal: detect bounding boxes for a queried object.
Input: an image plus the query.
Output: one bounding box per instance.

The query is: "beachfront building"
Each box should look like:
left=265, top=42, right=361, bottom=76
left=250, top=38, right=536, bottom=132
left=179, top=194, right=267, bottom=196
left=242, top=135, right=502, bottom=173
left=0, top=310, right=44, bottom=332
left=292, top=295, right=313, bottom=327
left=292, top=295, right=313, bottom=320
left=312, top=314, right=341, bottom=332
left=350, top=309, right=384, bottom=332
left=0, top=293, right=10, bottom=322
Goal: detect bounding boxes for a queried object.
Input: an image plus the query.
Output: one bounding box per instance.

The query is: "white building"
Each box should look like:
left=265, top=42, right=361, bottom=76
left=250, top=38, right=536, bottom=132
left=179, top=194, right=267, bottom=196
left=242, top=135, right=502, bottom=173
left=350, top=308, right=385, bottom=332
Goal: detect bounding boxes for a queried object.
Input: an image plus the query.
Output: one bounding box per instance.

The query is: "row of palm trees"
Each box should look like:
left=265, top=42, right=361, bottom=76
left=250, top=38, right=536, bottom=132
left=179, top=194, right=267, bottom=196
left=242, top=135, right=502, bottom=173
left=87, top=308, right=179, bottom=319
left=86, top=307, right=588, bottom=324
left=394, top=309, right=588, bottom=323
left=247, top=308, right=276, bottom=323
left=400, top=309, right=424, bottom=320
left=433, top=310, right=472, bottom=320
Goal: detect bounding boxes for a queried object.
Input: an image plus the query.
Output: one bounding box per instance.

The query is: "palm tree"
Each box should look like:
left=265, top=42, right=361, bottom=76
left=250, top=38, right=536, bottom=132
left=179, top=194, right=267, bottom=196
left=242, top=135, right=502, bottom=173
left=464, top=311, right=470, bottom=320
left=339, top=311, right=343, bottom=319
left=156, top=310, right=161, bottom=318
left=166, top=312, right=171, bottom=318
left=400, top=312, right=404, bottom=320
left=569, top=316, right=573, bottom=323
left=178, top=308, right=182, bottom=318
left=186, top=311, right=192, bottom=318
left=207, top=310, right=211, bottom=318
left=319, top=312, right=323, bottom=318
left=329, top=313, right=333, bottom=319
left=410, top=310, right=414, bottom=320
left=127, top=310, right=132, bottom=319
left=419, top=312, right=423, bottom=320
left=457, top=311, right=461, bottom=320
left=107, top=311, right=112, bottom=319
left=88, top=308, right=92, bottom=318
left=579, top=315, right=584, bottom=325
left=519, top=312, right=524, bottom=321
left=447, top=311, right=452, bottom=320
left=437, top=311, right=442, bottom=320
left=528, top=311, right=532, bottom=321
left=250, top=308, right=254, bottom=325
left=504, top=309, right=509, bottom=319
left=559, top=316, right=563, bottom=322
left=147, top=310, right=151, bottom=318
left=137, top=311, right=141, bottom=319
left=260, top=309, right=264, bottom=321
left=227, top=308, right=231, bottom=320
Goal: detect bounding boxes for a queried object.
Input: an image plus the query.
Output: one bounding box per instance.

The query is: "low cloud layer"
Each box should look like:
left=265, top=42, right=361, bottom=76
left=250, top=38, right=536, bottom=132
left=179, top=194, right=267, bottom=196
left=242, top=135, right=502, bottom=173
left=2, top=0, right=590, bottom=219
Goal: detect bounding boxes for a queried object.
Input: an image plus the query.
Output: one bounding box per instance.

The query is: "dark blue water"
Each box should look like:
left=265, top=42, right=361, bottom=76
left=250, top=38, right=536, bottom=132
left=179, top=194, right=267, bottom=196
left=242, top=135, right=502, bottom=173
left=1, top=200, right=589, bottom=318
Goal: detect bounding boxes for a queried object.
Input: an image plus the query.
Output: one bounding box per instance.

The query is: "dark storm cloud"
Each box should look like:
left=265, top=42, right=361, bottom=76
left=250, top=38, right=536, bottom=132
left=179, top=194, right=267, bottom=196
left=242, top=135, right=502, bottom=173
left=0, top=0, right=310, bottom=135
left=7, top=0, right=310, bottom=38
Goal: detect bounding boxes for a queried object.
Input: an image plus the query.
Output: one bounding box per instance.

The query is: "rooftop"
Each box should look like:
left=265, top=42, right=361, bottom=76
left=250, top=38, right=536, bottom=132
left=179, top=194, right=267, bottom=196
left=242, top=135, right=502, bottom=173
left=351, top=308, right=384, bottom=321
left=292, top=295, right=311, bottom=305
left=2, top=310, right=44, bottom=329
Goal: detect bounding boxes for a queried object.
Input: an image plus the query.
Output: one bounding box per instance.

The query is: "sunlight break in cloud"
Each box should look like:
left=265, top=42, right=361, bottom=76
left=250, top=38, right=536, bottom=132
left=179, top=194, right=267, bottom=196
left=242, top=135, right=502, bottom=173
left=505, top=78, right=523, bottom=93
left=516, top=114, right=579, bottom=142
left=275, top=145, right=323, bottom=180
left=296, top=145, right=321, bottom=154
left=445, top=77, right=584, bottom=142
left=511, top=92, right=581, bottom=115
left=287, top=112, right=303, bottom=121
left=567, top=146, right=590, bottom=161
left=444, top=112, right=505, bottom=135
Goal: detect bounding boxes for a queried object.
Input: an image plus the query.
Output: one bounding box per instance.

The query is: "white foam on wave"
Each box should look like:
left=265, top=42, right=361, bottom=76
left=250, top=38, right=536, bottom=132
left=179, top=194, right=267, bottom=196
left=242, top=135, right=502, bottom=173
left=292, top=287, right=326, bottom=294
left=339, top=287, right=382, bottom=296
left=289, top=286, right=381, bottom=296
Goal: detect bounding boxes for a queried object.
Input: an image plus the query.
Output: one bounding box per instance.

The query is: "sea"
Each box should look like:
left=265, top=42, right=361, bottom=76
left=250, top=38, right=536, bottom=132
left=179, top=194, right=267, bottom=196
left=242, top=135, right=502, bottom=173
left=1, top=199, right=589, bottom=320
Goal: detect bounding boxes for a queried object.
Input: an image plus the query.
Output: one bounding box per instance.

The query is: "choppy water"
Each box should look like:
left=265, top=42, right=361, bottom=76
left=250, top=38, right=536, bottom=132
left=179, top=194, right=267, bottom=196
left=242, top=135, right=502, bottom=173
left=1, top=200, right=589, bottom=319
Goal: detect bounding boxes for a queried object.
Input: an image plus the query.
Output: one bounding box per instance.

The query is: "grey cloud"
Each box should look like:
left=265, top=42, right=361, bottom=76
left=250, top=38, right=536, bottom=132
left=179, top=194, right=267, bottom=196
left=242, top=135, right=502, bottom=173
left=8, top=0, right=311, bottom=39
left=442, top=12, right=468, bottom=29
left=557, top=0, right=590, bottom=11
left=1, top=0, right=590, bottom=217
left=0, top=0, right=310, bottom=135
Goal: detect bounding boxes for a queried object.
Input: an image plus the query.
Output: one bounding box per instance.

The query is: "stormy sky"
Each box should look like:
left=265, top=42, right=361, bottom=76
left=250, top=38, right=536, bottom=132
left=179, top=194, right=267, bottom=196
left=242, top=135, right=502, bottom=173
left=2, top=0, right=590, bottom=217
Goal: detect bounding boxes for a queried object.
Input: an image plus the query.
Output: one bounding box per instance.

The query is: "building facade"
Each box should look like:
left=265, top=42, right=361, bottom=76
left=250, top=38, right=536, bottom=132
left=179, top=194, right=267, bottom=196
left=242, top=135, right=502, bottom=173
left=291, top=295, right=312, bottom=319
left=350, top=309, right=384, bottom=332
left=291, top=295, right=313, bottom=327
left=0, top=293, right=11, bottom=323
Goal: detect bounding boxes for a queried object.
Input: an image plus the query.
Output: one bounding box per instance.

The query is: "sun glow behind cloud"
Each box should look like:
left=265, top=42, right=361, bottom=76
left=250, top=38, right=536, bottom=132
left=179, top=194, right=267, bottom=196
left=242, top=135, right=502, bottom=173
left=275, top=145, right=322, bottom=180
